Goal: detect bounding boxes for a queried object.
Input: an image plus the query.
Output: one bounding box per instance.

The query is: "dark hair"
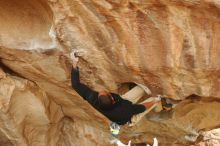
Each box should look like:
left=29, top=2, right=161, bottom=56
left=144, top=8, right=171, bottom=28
left=98, top=95, right=114, bottom=110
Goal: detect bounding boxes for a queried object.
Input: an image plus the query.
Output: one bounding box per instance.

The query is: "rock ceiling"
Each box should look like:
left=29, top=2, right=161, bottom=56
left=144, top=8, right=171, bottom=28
left=0, top=0, right=220, bottom=145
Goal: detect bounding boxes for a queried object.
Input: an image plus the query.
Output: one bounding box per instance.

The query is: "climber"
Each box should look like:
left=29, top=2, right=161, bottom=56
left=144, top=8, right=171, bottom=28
left=70, top=51, right=160, bottom=125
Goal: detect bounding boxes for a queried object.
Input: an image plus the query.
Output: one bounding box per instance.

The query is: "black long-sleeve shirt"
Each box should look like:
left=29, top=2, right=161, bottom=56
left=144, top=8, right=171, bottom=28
left=71, top=67, right=146, bottom=125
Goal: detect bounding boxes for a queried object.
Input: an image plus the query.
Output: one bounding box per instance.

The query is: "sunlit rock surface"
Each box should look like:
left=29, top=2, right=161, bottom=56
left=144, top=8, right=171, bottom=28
left=0, top=0, right=220, bottom=145
left=197, top=128, right=220, bottom=146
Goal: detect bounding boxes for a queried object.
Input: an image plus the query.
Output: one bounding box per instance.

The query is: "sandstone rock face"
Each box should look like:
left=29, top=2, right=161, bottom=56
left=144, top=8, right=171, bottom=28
left=199, top=128, right=220, bottom=146
left=0, top=0, right=220, bottom=145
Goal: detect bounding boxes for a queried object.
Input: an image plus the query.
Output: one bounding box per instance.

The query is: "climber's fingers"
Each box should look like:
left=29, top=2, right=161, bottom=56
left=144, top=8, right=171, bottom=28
left=70, top=51, right=79, bottom=63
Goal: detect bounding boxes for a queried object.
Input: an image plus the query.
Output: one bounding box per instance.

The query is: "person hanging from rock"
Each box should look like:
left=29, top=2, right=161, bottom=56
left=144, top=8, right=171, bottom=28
left=70, top=51, right=161, bottom=125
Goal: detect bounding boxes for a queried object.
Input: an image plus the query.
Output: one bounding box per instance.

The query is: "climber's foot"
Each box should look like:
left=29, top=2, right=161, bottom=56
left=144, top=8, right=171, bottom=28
left=161, top=98, right=173, bottom=111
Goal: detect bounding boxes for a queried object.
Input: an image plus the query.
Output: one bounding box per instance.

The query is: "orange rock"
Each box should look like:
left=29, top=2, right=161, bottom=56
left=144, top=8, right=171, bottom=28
left=0, top=0, right=220, bottom=145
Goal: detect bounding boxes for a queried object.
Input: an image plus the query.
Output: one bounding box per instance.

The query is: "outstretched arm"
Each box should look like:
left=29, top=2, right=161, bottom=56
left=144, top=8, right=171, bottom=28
left=71, top=52, right=97, bottom=103
left=71, top=67, right=96, bottom=99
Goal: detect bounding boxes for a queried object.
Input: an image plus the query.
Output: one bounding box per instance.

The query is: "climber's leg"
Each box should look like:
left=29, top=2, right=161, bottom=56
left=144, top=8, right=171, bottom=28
left=141, top=96, right=163, bottom=113
left=129, top=97, right=162, bottom=126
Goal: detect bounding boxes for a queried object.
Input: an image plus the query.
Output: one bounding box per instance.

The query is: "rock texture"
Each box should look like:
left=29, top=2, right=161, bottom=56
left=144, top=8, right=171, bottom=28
left=0, top=0, right=220, bottom=145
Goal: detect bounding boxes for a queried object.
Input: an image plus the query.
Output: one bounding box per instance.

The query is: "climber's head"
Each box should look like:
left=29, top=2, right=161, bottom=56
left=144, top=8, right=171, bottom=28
left=98, top=91, right=115, bottom=110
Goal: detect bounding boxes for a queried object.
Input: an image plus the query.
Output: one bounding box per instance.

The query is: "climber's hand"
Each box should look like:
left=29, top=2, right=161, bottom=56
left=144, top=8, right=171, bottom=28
left=70, top=51, right=79, bottom=68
